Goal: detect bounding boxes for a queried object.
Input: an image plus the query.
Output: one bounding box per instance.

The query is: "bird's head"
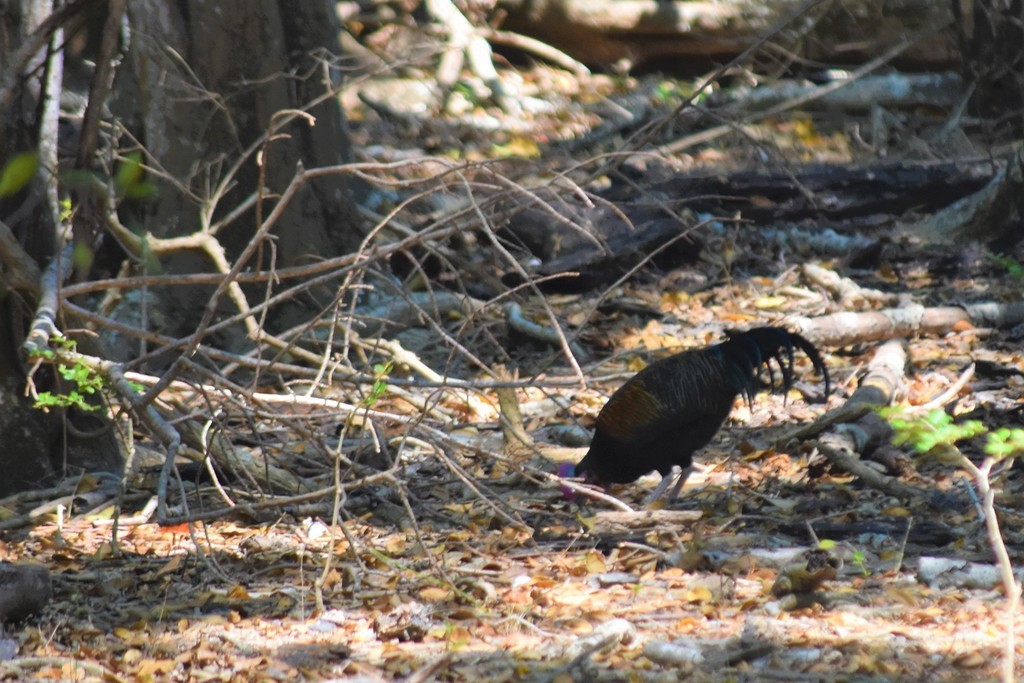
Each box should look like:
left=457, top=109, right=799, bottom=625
left=557, top=461, right=599, bottom=500
left=557, top=463, right=578, bottom=499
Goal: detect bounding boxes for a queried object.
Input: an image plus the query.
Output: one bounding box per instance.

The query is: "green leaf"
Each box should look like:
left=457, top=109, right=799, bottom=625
left=0, top=152, right=39, bottom=197
left=115, top=152, right=157, bottom=199
left=59, top=197, right=73, bottom=222
left=73, top=242, right=95, bottom=272
left=361, top=361, right=394, bottom=407
left=990, top=253, right=1024, bottom=280
left=984, top=428, right=1024, bottom=460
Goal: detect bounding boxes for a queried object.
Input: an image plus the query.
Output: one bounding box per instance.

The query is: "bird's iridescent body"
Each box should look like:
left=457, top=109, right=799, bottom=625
left=568, top=326, right=830, bottom=501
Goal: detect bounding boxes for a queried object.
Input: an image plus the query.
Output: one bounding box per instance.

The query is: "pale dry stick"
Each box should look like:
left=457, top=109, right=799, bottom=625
left=427, top=0, right=512, bottom=111
left=135, top=161, right=333, bottom=408
left=126, top=183, right=477, bottom=370
left=910, top=363, right=975, bottom=413
left=505, top=302, right=588, bottom=360
left=86, top=174, right=261, bottom=340
left=554, top=477, right=635, bottom=513
left=483, top=28, right=589, bottom=76
left=966, top=456, right=1022, bottom=683
left=370, top=337, right=447, bottom=384
left=199, top=417, right=236, bottom=508
left=65, top=299, right=580, bottom=393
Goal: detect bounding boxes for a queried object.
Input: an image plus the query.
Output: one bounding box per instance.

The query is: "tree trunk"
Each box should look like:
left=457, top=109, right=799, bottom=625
left=0, top=0, right=361, bottom=495
left=116, top=0, right=362, bottom=343
left=0, top=0, right=122, bottom=496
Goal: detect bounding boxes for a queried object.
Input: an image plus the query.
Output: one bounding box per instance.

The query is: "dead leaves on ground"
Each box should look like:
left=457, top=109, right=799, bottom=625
left=1, top=482, right=1019, bottom=683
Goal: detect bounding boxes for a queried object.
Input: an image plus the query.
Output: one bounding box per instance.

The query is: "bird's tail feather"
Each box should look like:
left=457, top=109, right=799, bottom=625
left=721, top=327, right=830, bottom=402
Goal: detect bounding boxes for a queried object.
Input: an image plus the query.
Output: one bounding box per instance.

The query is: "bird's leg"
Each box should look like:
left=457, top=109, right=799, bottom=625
left=645, top=463, right=702, bottom=505
left=666, top=465, right=694, bottom=501
left=644, top=466, right=680, bottom=504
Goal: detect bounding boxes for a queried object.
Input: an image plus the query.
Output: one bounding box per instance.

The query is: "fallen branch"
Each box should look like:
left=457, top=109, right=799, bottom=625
left=786, top=339, right=937, bottom=502
left=791, top=301, right=1024, bottom=348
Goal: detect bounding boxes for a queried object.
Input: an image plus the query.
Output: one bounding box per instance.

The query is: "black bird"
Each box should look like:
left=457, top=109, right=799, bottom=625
left=565, top=326, right=830, bottom=501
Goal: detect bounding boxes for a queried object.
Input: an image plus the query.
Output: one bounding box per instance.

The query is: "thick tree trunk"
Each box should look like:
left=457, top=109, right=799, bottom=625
left=0, top=0, right=122, bottom=496
left=116, top=0, right=362, bottom=341
left=0, top=0, right=361, bottom=495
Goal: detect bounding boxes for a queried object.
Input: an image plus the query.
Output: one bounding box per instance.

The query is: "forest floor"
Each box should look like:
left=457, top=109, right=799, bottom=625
left=3, top=11, right=1024, bottom=683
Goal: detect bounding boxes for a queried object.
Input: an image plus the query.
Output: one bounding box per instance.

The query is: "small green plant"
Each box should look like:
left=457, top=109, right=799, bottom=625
left=361, top=361, right=393, bottom=408
left=0, top=151, right=39, bottom=197
left=114, top=151, right=157, bottom=199
left=990, top=253, right=1024, bottom=281
left=59, top=196, right=73, bottom=222
left=884, top=407, right=986, bottom=454
left=653, top=81, right=679, bottom=104
left=882, top=407, right=1024, bottom=461
left=985, top=427, right=1024, bottom=458
left=818, top=539, right=870, bottom=577
left=31, top=337, right=105, bottom=413
left=849, top=549, right=870, bottom=576
left=441, top=620, right=470, bottom=652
